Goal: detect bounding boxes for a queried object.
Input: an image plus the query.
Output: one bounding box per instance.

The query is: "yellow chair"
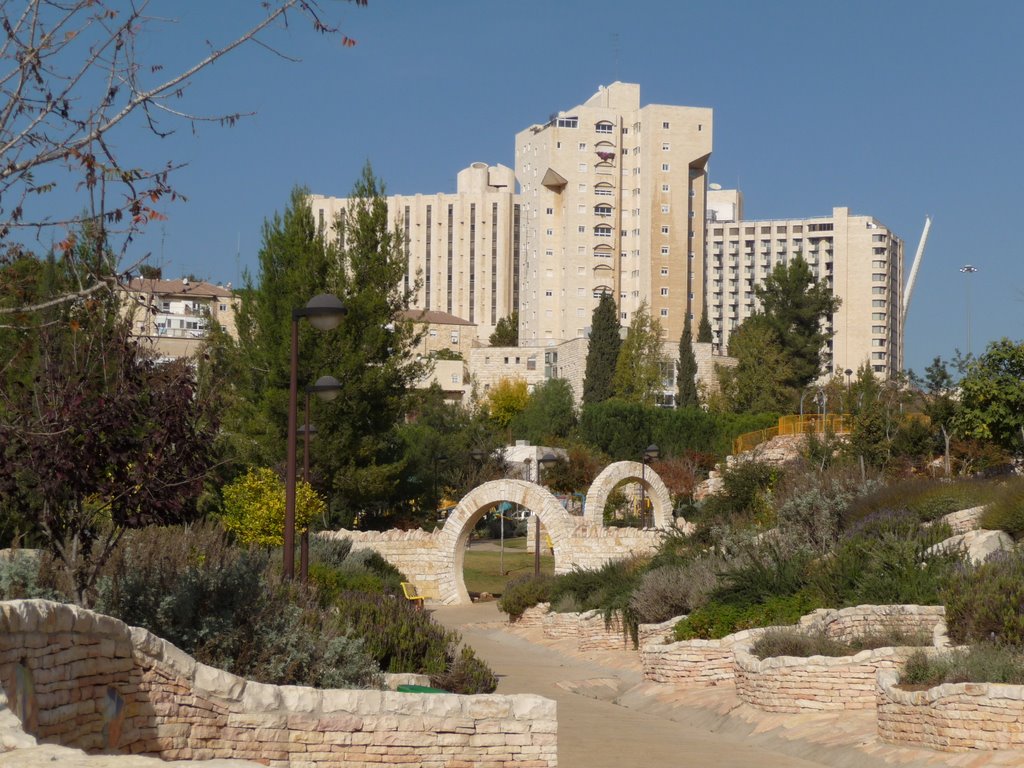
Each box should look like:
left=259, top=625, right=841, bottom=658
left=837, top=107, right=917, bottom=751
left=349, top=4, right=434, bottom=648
left=401, top=582, right=426, bottom=610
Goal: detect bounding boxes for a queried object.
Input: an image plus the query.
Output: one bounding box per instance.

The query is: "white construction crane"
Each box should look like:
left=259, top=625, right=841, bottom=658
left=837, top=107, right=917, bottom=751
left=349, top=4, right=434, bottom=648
left=901, top=215, right=932, bottom=340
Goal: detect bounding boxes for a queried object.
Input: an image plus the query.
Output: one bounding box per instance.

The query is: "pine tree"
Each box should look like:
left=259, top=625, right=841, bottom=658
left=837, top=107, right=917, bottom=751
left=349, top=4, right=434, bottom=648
left=582, top=292, right=621, bottom=406
left=676, top=315, right=699, bottom=407
left=612, top=301, right=664, bottom=406
left=755, top=254, right=841, bottom=389
left=697, top=307, right=713, bottom=343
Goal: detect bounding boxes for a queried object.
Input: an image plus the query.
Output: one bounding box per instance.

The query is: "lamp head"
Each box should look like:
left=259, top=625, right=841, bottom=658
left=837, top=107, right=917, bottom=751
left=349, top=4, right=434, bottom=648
left=304, top=294, right=347, bottom=331
left=310, top=375, right=342, bottom=402
left=644, top=444, right=660, bottom=461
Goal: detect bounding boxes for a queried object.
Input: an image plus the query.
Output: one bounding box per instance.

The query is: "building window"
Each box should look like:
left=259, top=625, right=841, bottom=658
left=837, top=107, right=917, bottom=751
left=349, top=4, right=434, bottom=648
left=660, top=308, right=669, bottom=317
left=872, top=286, right=886, bottom=295
left=546, top=207, right=553, bottom=215
left=596, top=121, right=614, bottom=134
left=544, top=290, right=553, bottom=297
left=595, top=204, right=613, bottom=217
left=872, top=299, right=886, bottom=307
left=660, top=287, right=669, bottom=296
left=661, top=204, right=670, bottom=214
left=595, top=183, right=613, bottom=196
left=594, top=224, right=613, bottom=237
left=578, top=225, right=586, bottom=233
left=450, top=332, right=459, bottom=344
left=546, top=228, right=553, bottom=236
left=660, top=267, right=669, bottom=276
left=578, top=142, right=587, bottom=151
left=660, top=246, right=670, bottom=255
left=661, top=163, right=670, bottom=172
left=661, top=142, right=670, bottom=151
left=662, top=121, right=670, bottom=129
left=872, top=260, right=886, bottom=268
left=661, top=184, right=670, bottom=193
left=872, top=273, right=886, bottom=282
left=557, top=116, right=578, bottom=128
left=578, top=163, right=587, bottom=172
left=872, top=312, right=886, bottom=321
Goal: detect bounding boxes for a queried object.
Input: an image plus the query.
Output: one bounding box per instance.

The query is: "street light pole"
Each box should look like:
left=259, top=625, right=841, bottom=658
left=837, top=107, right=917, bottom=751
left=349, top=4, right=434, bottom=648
left=299, top=375, right=341, bottom=583
left=640, top=444, right=660, bottom=528
left=285, top=295, right=346, bottom=581
left=960, top=264, right=978, bottom=357
left=535, top=452, right=558, bottom=577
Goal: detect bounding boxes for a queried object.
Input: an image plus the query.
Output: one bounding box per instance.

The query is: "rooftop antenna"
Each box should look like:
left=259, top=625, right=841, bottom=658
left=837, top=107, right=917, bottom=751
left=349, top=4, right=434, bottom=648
left=611, top=32, right=620, bottom=82
left=235, top=232, right=241, bottom=287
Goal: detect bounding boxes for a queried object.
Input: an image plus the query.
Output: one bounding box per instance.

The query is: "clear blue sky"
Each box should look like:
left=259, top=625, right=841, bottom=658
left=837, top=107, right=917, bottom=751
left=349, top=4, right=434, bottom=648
left=115, top=0, right=1022, bottom=376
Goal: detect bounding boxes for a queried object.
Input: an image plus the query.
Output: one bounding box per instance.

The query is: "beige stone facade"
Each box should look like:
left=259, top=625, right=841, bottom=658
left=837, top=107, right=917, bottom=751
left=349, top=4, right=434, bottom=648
left=515, top=82, right=712, bottom=347
left=705, top=202, right=905, bottom=379
left=120, top=278, right=238, bottom=360
left=311, top=163, right=519, bottom=344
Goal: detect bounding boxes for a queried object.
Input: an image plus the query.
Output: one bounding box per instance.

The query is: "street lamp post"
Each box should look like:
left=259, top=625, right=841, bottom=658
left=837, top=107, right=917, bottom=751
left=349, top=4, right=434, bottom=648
left=639, top=444, right=660, bottom=528
left=960, top=264, right=979, bottom=357
left=299, top=375, right=342, bottom=582
left=535, top=452, right=558, bottom=576
left=432, top=454, right=449, bottom=516
left=285, top=295, right=346, bottom=581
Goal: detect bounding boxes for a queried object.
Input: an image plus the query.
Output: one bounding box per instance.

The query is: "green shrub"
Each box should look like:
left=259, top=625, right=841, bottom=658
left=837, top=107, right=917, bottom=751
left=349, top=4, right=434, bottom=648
left=0, top=551, right=58, bottom=600
left=944, top=549, right=1024, bottom=645
left=711, top=540, right=811, bottom=608
left=430, top=646, right=498, bottom=694
left=901, top=645, right=1024, bottom=687
left=628, top=555, right=723, bottom=625
left=811, top=510, right=958, bottom=608
left=673, top=590, right=822, bottom=641
left=842, top=478, right=999, bottom=531
left=772, top=465, right=881, bottom=553
left=310, top=536, right=353, bottom=570
left=699, top=460, right=780, bottom=527
left=497, top=575, right=554, bottom=620
left=96, top=524, right=380, bottom=689
left=978, top=479, right=1024, bottom=538
left=751, top=625, right=931, bottom=660
left=330, top=590, right=496, bottom=694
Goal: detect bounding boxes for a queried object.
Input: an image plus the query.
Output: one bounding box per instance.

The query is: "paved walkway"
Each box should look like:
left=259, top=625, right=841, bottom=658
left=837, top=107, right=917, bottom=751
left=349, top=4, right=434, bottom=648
left=432, top=601, right=1024, bottom=768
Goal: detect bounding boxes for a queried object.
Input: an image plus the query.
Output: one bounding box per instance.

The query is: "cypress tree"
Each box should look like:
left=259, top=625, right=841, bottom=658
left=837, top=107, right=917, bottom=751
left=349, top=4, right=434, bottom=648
left=697, top=306, right=713, bottom=343
left=677, top=315, right=699, bottom=407
left=582, top=292, right=621, bottom=406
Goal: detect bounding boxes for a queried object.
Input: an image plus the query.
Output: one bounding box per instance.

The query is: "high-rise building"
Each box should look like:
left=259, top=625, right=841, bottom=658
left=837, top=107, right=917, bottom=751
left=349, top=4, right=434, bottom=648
left=514, top=82, right=712, bottom=346
left=310, top=162, right=520, bottom=343
left=705, top=197, right=905, bottom=379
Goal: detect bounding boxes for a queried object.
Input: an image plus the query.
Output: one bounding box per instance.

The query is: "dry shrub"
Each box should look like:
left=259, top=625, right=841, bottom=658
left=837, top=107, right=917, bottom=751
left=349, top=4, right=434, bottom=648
left=628, top=554, right=723, bottom=624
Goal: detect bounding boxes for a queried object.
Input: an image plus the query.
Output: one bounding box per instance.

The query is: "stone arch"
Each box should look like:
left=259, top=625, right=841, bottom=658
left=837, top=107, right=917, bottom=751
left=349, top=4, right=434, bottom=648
left=583, top=461, right=673, bottom=529
left=436, top=479, right=576, bottom=605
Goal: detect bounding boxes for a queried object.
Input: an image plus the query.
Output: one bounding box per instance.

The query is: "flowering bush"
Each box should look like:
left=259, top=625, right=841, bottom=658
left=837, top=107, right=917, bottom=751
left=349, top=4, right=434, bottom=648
left=221, top=467, right=325, bottom=546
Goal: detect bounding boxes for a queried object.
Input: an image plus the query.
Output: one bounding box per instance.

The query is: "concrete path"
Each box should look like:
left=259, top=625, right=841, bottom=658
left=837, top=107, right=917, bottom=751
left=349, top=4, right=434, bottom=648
left=432, top=601, right=1024, bottom=768
left=433, top=602, right=829, bottom=768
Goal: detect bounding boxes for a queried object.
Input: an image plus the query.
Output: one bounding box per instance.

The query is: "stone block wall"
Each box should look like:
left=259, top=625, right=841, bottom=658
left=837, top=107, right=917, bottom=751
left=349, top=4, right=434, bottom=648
left=542, top=612, right=579, bottom=640
left=798, top=604, right=947, bottom=645
left=640, top=628, right=766, bottom=688
left=510, top=604, right=550, bottom=629
left=637, top=616, right=682, bottom=650
left=733, top=638, right=917, bottom=713
left=0, top=600, right=557, bottom=767
left=876, top=670, right=1024, bottom=751
left=566, top=525, right=662, bottom=571
left=576, top=611, right=630, bottom=652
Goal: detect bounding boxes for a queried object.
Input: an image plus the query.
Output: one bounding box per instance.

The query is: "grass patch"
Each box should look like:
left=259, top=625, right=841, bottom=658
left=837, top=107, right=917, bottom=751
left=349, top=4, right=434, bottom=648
left=978, top=478, right=1024, bottom=538
left=901, top=645, right=1024, bottom=687
left=462, top=547, right=553, bottom=596
left=842, top=478, right=1000, bottom=530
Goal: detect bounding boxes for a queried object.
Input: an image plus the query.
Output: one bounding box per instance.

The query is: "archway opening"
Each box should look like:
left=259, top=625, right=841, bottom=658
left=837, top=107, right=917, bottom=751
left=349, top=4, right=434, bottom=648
left=460, top=500, right=554, bottom=601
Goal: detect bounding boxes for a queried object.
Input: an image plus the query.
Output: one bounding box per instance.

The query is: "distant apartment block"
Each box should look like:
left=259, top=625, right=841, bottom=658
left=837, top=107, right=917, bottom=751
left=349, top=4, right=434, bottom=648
left=515, top=82, right=712, bottom=346
left=705, top=191, right=904, bottom=378
left=122, top=278, right=238, bottom=360
left=310, top=163, right=520, bottom=345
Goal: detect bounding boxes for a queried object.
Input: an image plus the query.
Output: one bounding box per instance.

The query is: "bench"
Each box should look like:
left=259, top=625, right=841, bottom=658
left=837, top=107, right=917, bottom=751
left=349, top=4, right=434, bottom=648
left=401, top=582, right=426, bottom=610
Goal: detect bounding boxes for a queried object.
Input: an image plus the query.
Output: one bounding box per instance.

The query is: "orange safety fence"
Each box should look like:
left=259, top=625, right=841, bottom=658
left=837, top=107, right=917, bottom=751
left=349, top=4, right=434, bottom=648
left=732, top=412, right=929, bottom=455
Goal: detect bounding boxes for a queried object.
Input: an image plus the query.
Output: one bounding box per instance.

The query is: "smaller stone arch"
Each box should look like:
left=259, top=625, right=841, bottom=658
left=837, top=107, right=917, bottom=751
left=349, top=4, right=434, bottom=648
left=435, top=479, right=576, bottom=605
left=583, top=461, right=673, bottom=529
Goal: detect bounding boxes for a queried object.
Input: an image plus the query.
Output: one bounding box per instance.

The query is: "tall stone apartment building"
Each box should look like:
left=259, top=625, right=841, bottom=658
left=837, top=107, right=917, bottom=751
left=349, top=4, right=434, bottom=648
left=310, top=81, right=904, bottom=395
left=310, top=162, right=520, bottom=345
left=706, top=189, right=905, bottom=378
left=514, top=82, right=712, bottom=345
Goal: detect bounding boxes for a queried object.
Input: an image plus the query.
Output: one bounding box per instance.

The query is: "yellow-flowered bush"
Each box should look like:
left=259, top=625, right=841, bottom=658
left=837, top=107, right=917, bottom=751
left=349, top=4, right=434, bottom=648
left=221, top=467, right=325, bottom=547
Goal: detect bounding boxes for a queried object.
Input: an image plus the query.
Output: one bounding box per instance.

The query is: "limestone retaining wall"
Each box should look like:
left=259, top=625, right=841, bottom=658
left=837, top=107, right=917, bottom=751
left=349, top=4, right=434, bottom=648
left=0, top=600, right=557, bottom=767
left=542, top=612, right=579, bottom=640
left=733, top=638, right=918, bottom=713
left=510, top=603, right=550, bottom=629
left=798, top=604, right=948, bottom=646
left=565, top=524, right=662, bottom=571
left=319, top=528, right=445, bottom=599
left=637, top=616, right=682, bottom=650
left=576, top=611, right=630, bottom=652
left=640, top=628, right=768, bottom=688
left=876, top=670, right=1024, bottom=751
